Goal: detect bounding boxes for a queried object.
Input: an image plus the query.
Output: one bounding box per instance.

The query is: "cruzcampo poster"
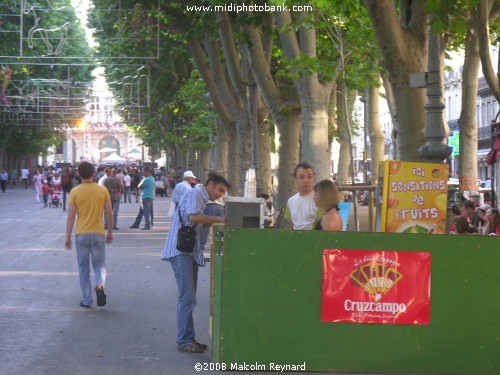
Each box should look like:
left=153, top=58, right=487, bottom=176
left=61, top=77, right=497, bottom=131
left=379, top=161, right=449, bottom=234
left=322, top=249, right=431, bottom=325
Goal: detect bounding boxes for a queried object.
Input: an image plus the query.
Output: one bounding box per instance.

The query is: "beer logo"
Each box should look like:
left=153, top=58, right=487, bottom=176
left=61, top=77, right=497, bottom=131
left=349, top=263, right=403, bottom=302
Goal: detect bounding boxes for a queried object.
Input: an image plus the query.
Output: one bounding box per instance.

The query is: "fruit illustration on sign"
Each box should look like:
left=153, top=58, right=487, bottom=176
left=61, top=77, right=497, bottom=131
left=431, top=168, right=442, bottom=178
left=390, top=161, right=402, bottom=176
left=435, top=193, right=448, bottom=212
left=387, top=194, right=399, bottom=208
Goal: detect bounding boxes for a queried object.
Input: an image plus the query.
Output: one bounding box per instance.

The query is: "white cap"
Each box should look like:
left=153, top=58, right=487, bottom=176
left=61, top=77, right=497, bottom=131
left=183, top=170, right=196, bottom=179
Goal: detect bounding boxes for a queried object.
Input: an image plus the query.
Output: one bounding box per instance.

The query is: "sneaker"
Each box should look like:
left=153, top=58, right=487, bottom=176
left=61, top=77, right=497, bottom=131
left=192, top=339, right=208, bottom=350
left=129, top=224, right=139, bottom=228
left=79, top=302, right=91, bottom=308
left=95, top=285, right=106, bottom=307
left=177, top=342, right=204, bottom=353
left=113, top=227, right=119, bottom=230
left=141, top=227, right=150, bottom=230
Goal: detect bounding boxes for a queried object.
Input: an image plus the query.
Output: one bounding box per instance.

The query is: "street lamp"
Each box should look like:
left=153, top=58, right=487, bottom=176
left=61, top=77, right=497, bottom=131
left=359, top=94, right=368, bottom=182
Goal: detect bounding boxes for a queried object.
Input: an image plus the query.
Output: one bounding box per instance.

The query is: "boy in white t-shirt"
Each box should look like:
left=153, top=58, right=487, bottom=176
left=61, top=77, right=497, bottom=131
left=284, top=162, right=320, bottom=230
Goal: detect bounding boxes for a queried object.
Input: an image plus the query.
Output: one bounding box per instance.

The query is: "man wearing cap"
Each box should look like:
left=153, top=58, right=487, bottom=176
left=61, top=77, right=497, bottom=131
left=168, top=171, right=196, bottom=216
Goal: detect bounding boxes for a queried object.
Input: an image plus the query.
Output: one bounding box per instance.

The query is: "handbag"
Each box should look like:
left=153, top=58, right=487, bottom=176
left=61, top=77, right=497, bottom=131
left=176, top=204, right=197, bottom=253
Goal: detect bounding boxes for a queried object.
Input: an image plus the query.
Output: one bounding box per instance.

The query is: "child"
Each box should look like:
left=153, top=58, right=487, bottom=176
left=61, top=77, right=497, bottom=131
left=42, top=180, right=49, bottom=207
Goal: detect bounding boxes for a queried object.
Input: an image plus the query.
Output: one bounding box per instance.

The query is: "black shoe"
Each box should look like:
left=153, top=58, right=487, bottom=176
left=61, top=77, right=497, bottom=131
left=79, top=302, right=91, bottom=308
left=177, top=342, right=204, bottom=353
left=129, top=224, right=139, bottom=228
left=95, top=286, right=106, bottom=307
left=192, top=339, right=208, bottom=350
left=141, top=227, right=150, bottom=230
left=113, top=227, right=119, bottom=230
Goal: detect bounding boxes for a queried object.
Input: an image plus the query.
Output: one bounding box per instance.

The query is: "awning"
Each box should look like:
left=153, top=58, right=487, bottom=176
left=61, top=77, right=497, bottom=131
left=486, top=138, right=500, bottom=165
left=127, top=148, right=141, bottom=154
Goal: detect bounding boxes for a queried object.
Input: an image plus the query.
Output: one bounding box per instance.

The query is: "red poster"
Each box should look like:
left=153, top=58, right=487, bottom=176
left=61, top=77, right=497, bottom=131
left=322, top=249, right=431, bottom=325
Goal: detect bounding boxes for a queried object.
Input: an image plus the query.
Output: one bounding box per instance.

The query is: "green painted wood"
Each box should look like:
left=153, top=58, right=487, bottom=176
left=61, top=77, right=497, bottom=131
left=213, top=229, right=499, bottom=374
left=211, top=254, right=223, bottom=363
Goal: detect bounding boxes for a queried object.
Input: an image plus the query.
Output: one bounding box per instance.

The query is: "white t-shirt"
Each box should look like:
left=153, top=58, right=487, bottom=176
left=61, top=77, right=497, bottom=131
left=21, top=169, right=29, bottom=179
left=52, top=176, right=61, bottom=186
left=98, top=175, right=108, bottom=186
left=285, top=191, right=318, bottom=230
left=124, top=175, right=131, bottom=187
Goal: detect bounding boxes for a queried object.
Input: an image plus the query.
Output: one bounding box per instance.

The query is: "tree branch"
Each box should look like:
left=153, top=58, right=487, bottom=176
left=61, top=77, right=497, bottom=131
left=145, top=59, right=179, bottom=86
left=215, top=11, right=246, bottom=103
left=298, top=12, right=316, bottom=58
left=186, top=35, right=233, bottom=128
left=261, top=14, right=275, bottom=66
left=240, top=23, right=283, bottom=118
left=362, top=0, right=408, bottom=67
left=204, top=37, right=241, bottom=117
left=477, top=0, right=500, bottom=101
left=275, top=11, right=300, bottom=60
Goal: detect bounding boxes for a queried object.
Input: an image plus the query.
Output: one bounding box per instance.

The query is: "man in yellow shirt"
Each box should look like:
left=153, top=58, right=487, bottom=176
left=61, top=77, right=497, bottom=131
left=65, top=162, right=114, bottom=308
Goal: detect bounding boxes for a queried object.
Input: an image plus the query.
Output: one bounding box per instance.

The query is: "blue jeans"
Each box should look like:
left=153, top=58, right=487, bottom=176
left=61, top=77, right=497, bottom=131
left=123, top=186, right=131, bottom=203
left=105, top=200, right=120, bottom=229
left=171, top=254, right=198, bottom=347
left=75, top=234, right=106, bottom=306
left=133, top=197, right=154, bottom=228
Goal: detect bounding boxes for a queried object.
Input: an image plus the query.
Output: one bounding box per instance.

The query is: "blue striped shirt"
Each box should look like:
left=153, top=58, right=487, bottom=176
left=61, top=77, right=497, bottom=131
left=172, top=180, right=192, bottom=204
left=161, top=186, right=209, bottom=266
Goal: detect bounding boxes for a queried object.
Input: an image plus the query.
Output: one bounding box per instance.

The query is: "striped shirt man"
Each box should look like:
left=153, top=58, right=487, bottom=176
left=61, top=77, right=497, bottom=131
left=161, top=186, right=210, bottom=266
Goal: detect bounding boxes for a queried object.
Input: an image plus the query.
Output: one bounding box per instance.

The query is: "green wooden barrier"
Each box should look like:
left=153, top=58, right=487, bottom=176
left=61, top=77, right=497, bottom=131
left=211, top=229, right=499, bottom=374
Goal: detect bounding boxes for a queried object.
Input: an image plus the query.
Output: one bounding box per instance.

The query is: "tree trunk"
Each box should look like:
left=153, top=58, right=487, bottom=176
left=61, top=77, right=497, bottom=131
left=381, top=70, right=399, bottom=160
left=214, top=121, right=229, bottom=177
left=226, top=127, right=238, bottom=193
left=328, top=85, right=337, bottom=175
left=363, top=0, right=428, bottom=161
left=477, top=0, right=500, bottom=103
left=199, top=148, right=210, bottom=183
left=0, top=147, right=4, bottom=169
left=256, top=98, right=272, bottom=195
left=235, top=112, right=251, bottom=196
left=458, top=17, right=481, bottom=194
left=239, top=16, right=300, bottom=206
left=274, top=105, right=301, bottom=209
left=275, top=11, right=332, bottom=181
left=392, top=87, right=426, bottom=161
left=336, top=89, right=356, bottom=184
left=298, top=79, right=332, bottom=181
left=367, top=77, right=386, bottom=181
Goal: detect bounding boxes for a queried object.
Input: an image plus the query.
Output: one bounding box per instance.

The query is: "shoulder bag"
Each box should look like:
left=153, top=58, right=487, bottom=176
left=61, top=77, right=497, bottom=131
left=176, top=204, right=197, bottom=253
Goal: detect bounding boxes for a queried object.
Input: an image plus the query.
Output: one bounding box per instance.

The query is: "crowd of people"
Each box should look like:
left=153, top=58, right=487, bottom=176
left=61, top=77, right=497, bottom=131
left=450, top=200, right=500, bottom=235
left=1, top=166, right=76, bottom=208
left=4, top=159, right=497, bottom=355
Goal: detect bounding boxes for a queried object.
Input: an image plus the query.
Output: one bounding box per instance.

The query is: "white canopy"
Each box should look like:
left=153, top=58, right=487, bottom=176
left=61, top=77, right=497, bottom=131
left=101, top=152, right=126, bottom=164
left=154, top=156, right=166, bottom=167
left=99, top=147, right=117, bottom=153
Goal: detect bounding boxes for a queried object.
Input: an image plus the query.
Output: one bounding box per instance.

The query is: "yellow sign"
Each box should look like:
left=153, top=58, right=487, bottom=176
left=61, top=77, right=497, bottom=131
left=380, top=161, right=449, bottom=234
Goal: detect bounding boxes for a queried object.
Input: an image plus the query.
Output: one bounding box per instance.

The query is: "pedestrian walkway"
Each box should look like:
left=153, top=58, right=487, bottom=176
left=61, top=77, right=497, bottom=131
left=0, top=188, right=383, bottom=375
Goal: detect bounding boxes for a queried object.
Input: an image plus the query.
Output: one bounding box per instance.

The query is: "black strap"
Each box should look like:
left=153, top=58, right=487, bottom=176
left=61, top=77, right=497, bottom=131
left=176, top=203, right=196, bottom=228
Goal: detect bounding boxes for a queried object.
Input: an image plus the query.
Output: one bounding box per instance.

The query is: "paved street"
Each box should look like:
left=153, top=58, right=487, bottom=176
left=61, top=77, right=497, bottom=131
left=1, top=187, right=391, bottom=375
left=0, top=188, right=215, bottom=375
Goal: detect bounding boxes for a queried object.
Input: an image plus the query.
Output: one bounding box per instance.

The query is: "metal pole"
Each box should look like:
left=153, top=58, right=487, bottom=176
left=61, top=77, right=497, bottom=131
left=360, top=95, right=368, bottom=182
left=417, top=15, right=452, bottom=162
left=20, top=0, right=25, bottom=57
